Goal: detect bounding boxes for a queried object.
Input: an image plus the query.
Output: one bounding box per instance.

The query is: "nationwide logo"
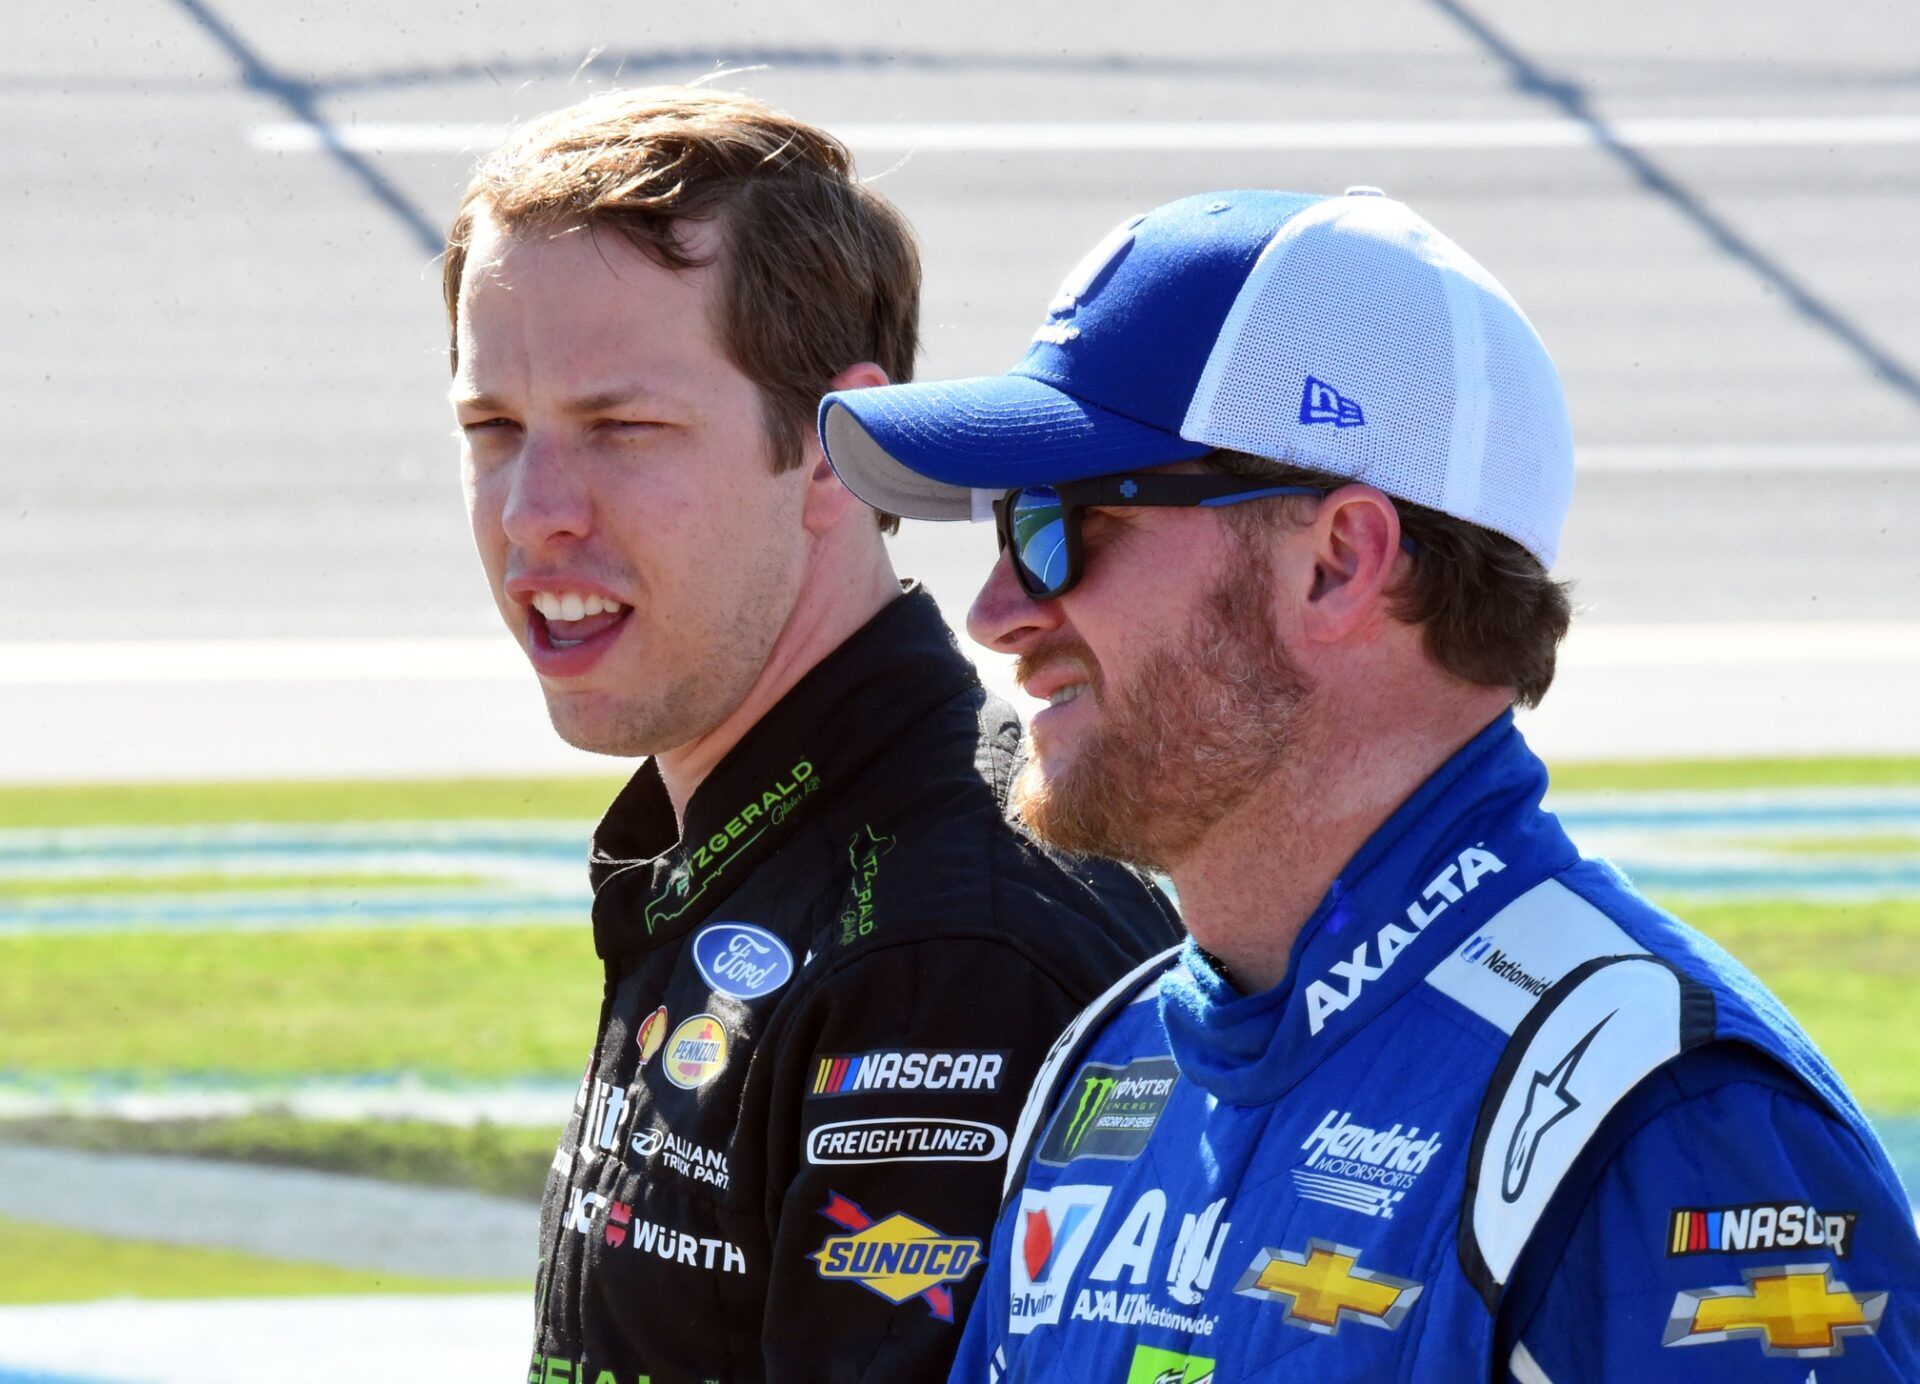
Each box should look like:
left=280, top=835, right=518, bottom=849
left=663, top=1013, right=730, bottom=1090
left=1293, top=1109, right=1445, bottom=1219
left=1124, top=1344, right=1215, bottom=1384
left=1669, top=1203, right=1858, bottom=1260
left=1010, top=1185, right=1111, bottom=1335
left=809, top=1049, right=1006, bottom=1097
left=1304, top=844, right=1506, bottom=1035
left=630, top=1125, right=731, bottom=1191
left=1036, top=1055, right=1179, bottom=1165
left=1299, top=374, right=1366, bottom=428
left=809, top=1192, right=983, bottom=1319
left=1234, top=1239, right=1424, bottom=1335
left=806, top=1117, right=1008, bottom=1166
left=635, top=1005, right=668, bottom=1065
left=1069, top=1194, right=1229, bottom=1335
left=564, top=1188, right=746, bottom=1273
left=691, top=922, right=794, bottom=1001
left=1457, top=934, right=1553, bottom=998
left=1664, top=1264, right=1887, bottom=1357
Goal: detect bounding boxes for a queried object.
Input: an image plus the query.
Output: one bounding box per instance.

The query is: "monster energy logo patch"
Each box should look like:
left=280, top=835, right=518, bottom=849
left=643, top=758, right=819, bottom=933
left=1036, top=1055, right=1179, bottom=1166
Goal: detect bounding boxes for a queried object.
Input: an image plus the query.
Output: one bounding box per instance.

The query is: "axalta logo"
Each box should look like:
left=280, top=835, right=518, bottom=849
left=1293, top=1109, right=1445, bottom=1219
left=1669, top=1203, right=1858, bottom=1260
left=1305, top=845, right=1506, bottom=1035
left=809, top=1192, right=983, bottom=1320
left=1037, top=1056, right=1178, bottom=1165
left=809, top=1049, right=1006, bottom=1097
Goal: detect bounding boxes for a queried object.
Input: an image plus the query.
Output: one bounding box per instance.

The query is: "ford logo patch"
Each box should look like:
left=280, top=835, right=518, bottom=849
left=692, top=922, right=795, bottom=1001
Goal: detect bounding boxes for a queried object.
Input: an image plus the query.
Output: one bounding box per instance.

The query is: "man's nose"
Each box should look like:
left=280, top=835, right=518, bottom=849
left=501, top=435, right=592, bottom=550
left=968, top=548, right=1063, bottom=656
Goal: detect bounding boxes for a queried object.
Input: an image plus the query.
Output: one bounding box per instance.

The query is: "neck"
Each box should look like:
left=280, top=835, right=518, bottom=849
left=1167, top=685, right=1510, bottom=995
left=654, top=535, right=900, bottom=822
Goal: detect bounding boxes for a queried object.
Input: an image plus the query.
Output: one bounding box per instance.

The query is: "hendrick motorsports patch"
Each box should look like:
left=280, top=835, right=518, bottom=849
left=809, top=1192, right=983, bottom=1319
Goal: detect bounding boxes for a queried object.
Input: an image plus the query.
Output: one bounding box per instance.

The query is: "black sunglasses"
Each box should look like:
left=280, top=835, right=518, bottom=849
left=991, top=474, right=1331, bottom=599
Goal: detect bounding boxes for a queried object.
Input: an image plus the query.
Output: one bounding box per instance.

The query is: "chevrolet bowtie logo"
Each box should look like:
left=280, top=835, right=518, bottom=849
left=1664, top=1263, right=1888, bottom=1358
left=1232, top=1239, right=1422, bottom=1335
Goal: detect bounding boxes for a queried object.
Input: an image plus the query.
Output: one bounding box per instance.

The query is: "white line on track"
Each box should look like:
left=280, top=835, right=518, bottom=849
left=5, top=622, right=1919, bottom=686
left=248, top=115, right=1920, bottom=155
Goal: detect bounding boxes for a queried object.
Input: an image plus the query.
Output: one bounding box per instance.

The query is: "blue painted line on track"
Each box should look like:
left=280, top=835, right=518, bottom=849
left=0, top=1370, right=145, bottom=1384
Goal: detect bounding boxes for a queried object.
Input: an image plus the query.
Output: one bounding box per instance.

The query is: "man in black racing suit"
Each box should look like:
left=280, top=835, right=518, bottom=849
left=441, top=87, right=1182, bottom=1383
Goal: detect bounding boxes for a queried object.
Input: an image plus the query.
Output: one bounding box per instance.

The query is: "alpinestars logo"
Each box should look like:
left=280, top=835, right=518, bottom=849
left=1503, top=1011, right=1613, bottom=1202
left=1293, top=1109, right=1445, bottom=1219
left=1299, top=375, right=1365, bottom=427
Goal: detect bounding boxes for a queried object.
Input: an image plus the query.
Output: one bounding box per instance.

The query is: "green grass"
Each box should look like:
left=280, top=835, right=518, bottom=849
left=0, top=925, right=599, bottom=1079
left=1719, top=834, right=1920, bottom=858
left=1550, top=756, right=1920, bottom=793
left=0, top=1214, right=519, bottom=1303
left=1652, top=895, right=1920, bottom=1112
left=0, top=871, right=486, bottom=899
left=0, top=776, right=625, bottom=829
left=0, top=1114, right=557, bottom=1202
left=0, top=761, right=1909, bottom=831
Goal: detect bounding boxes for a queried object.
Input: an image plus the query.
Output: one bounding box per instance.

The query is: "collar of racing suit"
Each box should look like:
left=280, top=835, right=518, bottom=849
left=1159, top=712, right=1582, bottom=1105
left=583, top=583, right=982, bottom=960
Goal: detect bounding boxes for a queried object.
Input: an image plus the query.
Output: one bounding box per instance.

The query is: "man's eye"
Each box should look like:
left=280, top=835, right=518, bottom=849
left=461, top=418, right=516, bottom=433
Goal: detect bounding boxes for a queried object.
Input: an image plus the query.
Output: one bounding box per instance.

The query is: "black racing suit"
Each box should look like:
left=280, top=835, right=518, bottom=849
left=529, top=587, right=1183, bottom=1384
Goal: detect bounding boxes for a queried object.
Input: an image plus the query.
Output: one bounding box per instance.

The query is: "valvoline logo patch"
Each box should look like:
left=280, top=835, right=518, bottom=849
left=692, top=922, right=794, bottom=1001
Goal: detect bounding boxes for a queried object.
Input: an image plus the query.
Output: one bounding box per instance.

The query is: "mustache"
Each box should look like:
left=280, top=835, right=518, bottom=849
left=1015, top=637, right=1105, bottom=693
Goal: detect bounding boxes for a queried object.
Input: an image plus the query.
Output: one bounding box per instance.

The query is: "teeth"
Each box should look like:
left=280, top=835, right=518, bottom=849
left=1048, top=685, right=1086, bottom=707
left=530, top=591, right=628, bottom=622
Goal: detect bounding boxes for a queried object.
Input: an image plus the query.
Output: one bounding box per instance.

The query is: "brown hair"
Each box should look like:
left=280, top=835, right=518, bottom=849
left=442, top=86, right=919, bottom=531
left=1206, top=451, right=1574, bottom=708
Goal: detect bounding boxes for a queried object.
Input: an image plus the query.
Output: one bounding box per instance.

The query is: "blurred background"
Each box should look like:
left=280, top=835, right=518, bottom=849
left=2, top=2, right=1917, bottom=1378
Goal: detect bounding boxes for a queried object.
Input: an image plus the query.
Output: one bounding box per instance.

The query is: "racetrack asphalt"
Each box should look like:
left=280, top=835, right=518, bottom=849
left=5, top=1, right=1919, bottom=779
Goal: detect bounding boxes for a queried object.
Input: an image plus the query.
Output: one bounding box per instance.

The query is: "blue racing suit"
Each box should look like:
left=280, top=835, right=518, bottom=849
left=954, top=715, right=1920, bottom=1381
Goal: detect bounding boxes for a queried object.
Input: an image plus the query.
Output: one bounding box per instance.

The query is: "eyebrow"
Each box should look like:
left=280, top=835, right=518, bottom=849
left=449, top=386, right=677, bottom=415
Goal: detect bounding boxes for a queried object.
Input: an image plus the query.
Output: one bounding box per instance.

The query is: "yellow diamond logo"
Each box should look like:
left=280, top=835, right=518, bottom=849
left=1665, top=1263, right=1887, bottom=1358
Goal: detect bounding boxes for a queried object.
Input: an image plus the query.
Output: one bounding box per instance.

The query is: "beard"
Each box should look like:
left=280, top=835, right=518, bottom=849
left=1012, top=539, right=1310, bottom=872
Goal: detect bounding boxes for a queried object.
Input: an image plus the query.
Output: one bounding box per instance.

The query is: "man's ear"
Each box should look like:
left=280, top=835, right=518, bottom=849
left=1296, top=483, right=1406, bottom=643
left=801, top=362, right=891, bottom=534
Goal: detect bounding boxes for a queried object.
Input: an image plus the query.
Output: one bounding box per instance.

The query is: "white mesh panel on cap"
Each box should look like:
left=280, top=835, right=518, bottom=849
left=1181, top=194, right=1574, bottom=567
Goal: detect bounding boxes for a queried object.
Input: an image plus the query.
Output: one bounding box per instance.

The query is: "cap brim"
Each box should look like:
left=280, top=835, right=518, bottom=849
left=820, top=373, right=1210, bottom=521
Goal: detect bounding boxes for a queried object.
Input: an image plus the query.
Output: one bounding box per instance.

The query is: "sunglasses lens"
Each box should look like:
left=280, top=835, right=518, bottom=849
left=1009, top=486, right=1071, bottom=595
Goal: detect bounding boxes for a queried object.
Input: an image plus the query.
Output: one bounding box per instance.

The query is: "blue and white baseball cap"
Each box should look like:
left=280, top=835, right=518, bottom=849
left=820, top=188, right=1576, bottom=568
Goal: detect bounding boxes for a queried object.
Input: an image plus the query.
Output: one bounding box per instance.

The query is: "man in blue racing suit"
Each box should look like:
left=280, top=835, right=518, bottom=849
left=816, top=188, right=1920, bottom=1379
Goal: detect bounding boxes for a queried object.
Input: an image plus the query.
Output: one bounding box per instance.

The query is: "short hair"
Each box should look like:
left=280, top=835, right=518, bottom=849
left=1206, top=451, right=1574, bottom=708
left=442, top=86, right=919, bottom=531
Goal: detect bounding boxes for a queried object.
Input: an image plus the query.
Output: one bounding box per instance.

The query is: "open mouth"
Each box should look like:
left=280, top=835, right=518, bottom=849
left=524, top=590, right=633, bottom=673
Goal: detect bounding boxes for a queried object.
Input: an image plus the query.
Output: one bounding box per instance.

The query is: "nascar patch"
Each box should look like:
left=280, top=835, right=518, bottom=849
left=1668, top=1202, right=1856, bottom=1259
left=809, top=1048, right=1006, bottom=1096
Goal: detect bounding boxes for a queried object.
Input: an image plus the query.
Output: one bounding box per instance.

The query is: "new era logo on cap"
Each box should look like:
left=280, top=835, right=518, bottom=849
left=1299, top=376, right=1365, bottom=428
left=820, top=187, right=1575, bottom=568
